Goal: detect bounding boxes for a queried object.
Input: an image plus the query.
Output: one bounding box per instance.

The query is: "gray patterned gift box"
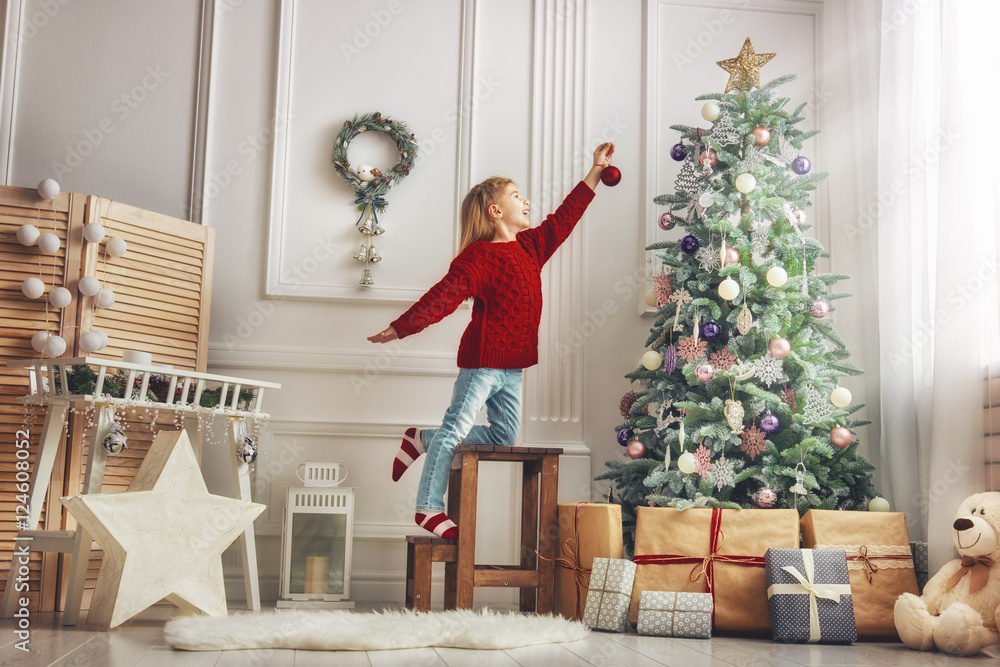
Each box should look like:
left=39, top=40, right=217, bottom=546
left=765, top=548, right=857, bottom=644
left=582, top=557, right=635, bottom=632
left=911, top=541, right=929, bottom=593
left=636, top=590, right=713, bottom=638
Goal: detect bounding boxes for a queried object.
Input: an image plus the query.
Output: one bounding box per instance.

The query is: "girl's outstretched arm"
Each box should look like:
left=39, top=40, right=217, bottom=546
left=584, top=142, right=616, bottom=191
left=368, top=325, right=398, bottom=344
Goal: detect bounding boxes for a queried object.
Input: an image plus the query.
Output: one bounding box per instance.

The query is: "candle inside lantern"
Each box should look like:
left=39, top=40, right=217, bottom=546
left=304, top=555, right=330, bottom=595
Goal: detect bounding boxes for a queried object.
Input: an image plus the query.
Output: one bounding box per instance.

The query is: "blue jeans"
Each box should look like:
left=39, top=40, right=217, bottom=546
left=415, top=368, right=523, bottom=512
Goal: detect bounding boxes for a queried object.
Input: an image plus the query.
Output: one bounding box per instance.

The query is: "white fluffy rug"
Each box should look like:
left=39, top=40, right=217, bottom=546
left=164, top=608, right=589, bottom=651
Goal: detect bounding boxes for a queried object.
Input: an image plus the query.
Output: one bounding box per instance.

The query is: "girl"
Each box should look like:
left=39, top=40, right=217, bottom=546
left=368, top=142, right=615, bottom=538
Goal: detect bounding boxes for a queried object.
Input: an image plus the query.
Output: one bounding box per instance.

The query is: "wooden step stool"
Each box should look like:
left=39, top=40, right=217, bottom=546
left=403, top=444, right=562, bottom=613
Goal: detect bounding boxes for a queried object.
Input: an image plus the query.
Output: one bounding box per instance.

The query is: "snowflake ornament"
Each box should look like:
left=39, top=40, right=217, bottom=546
left=694, top=443, right=713, bottom=477
left=708, top=348, right=737, bottom=371
left=710, top=112, right=741, bottom=145
left=669, top=287, right=692, bottom=306
left=754, top=353, right=785, bottom=387
left=801, top=385, right=833, bottom=424
left=740, top=424, right=767, bottom=458
left=750, top=219, right=771, bottom=259
left=696, top=245, right=720, bottom=271
left=711, top=455, right=736, bottom=489
left=677, top=335, right=708, bottom=363
left=675, top=161, right=703, bottom=198
left=653, top=271, right=673, bottom=300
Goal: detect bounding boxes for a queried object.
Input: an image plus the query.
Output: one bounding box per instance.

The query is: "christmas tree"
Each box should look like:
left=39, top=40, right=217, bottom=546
left=598, top=39, right=877, bottom=552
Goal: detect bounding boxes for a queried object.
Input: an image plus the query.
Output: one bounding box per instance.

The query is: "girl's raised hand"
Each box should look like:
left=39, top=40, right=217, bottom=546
left=368, top=326, right=398, bottom=344
left=594, top=142, right=615, bottom=167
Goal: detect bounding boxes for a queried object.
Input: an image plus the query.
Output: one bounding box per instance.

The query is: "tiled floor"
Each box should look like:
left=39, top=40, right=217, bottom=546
left=1, top=603, right=997, bottom=666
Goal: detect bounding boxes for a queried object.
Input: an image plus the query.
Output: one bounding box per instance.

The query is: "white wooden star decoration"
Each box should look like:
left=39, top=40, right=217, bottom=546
left=61, top=429, right=265, bottom=628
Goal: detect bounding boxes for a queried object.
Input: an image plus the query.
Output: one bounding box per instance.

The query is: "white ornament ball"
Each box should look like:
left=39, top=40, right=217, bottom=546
left=42, top=334, right=66, bottom=357
left=31, top=330, right=50, bottom=352
left=37, top=232, right=60, bottom=254
left=95, top=287, right=116, bottom=308
left=83, top=222, right=106, bottom=243
left=766, top=266, right=788, bottom=287
left=698, top=191, right=714, bottom=208
left=78, top=275, right=101, bottom=296
left=16, top=224, right=40, bottom=246
left=106, top=237, right=127, bottom=257
left=677, top=451, right=698, bottom=474
left=37, top=178, right=60, bottom=200
left=95, top=330, right=108, bottom=349
left=642, top=350, right=663, bottom=371
left=718, top=276, right=740, bottom=300
left=701, top=101, right=721, bottom=122
left=830, top=386, right=853, bottom=408
left=79, top=330, right=106, bottom=353
left=868, top=496, right=891, bottom=512
left=48, top=286, right=72, bottom=309
left=21, top=277, right=45, bottom=299
left=644, top=289, right=659, bottom=308
left=735, top=173, right=756, bottom=193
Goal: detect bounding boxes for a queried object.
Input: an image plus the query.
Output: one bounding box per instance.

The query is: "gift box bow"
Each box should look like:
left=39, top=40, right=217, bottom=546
left=538, top=501, right=592, bottom=618
left=814, top=543, right=913, bottom=583
left=767, top=550, right=852, bottom=643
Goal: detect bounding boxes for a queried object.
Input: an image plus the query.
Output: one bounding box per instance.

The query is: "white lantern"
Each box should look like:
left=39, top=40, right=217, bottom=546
left=83, top=222, right=106, bottom=243
left=735, top=173, right=756, bottom=193
left=42, top=334, right=66, bottom=357
left=95, top=287, right=116, bottom=308
left=37, top=178, right=60, bottom=200
left=831, top=386, right=852, bottom=408
left=21, top=277, right=45, bottom=299
left=48, top=286, right=72, bottom=308
left=277, top=462, right=356, bottom=609
left=78, top=275, right=101, bottom=296
left=106, top=237, right=127, bottom=257
left=718, top=277, right=740, bottom=300
left=79, top=330, right=107, bottom=353
left=766, top=266, right=788, bottom=287
left=31, top=331, right=50, bottom=353
left=37, top=233, right=60, bottom=254
left=16, top=224, right=40, bottom=246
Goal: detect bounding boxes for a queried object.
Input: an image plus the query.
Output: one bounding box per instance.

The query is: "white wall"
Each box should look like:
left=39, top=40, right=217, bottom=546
left=2, top=0, right=877, bottom=606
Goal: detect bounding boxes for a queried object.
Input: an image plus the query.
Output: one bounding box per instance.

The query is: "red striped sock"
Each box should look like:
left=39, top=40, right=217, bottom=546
left=415, top=511, right=458, bottom=539
left=392, top=427, right=422, bottom=482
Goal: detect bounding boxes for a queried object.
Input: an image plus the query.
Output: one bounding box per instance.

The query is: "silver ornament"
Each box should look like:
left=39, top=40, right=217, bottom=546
left=102, top=425, right=128, bottom=454
left=236, top=435, right=257, bottom=464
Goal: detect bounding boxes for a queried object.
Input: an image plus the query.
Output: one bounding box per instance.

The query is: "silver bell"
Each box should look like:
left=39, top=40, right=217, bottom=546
left=102, top=425, right=128, bottom=454
left=372, top=222, right=386, bottom=235
left=367, top=245, right=382, bottom=263
left=353, top=243, right=369, bottom=261
left=359, top=268, right=374, bottom=285
left=358, top=216, right=376, bottom=235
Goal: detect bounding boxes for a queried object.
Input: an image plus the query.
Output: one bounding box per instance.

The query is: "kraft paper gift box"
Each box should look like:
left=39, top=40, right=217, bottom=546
left=629, top=506, right=800, bottom=633
left=553, top=502, right=623, bottom=621
left=765, top=548, right=857, bottom=644
left=636, top=590, right=713, bottom=638
left=800, top=509, right=918, bottom=638
left=582, top=557, right=635, bottom=632
left=911, top=541, right=929, bottom=593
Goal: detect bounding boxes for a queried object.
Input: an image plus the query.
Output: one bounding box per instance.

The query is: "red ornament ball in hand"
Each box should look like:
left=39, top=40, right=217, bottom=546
left=626, top=438, right=647, bottom=459
left=830, top=426, right=852, bottom=448
left=601, top=165, right=621, bottom=186
left=769, top=336, right=791, bottom=359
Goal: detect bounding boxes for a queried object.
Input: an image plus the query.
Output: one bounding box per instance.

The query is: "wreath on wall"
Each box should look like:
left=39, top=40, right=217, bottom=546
left=331, top=112, right=418, bottom=285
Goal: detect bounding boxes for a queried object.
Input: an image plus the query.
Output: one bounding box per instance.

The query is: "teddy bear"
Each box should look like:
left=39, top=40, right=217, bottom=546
left=894, top=491, right=1000, bottom=656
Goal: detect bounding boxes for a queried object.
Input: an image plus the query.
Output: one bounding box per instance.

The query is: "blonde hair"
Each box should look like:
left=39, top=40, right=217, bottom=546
left=458, top=176, right=514, bottom=253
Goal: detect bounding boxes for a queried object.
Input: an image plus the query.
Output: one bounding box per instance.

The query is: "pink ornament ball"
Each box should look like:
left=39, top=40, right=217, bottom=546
left=751, top=126, right=771, bottom=146
left=695, top=362, right=716, bottom=382
left=626, top=438, right=647, bottom=459
left=754, top=486, right=777, bottom=508
left=809, top=299, right=830, bottom=318
left=658, top=212, right=675, bottom=230
left=830, top=426, right=852, bottom=448
left=723, top=247, right=740, bottom=265
left=769, top=337, right=791, bottom=359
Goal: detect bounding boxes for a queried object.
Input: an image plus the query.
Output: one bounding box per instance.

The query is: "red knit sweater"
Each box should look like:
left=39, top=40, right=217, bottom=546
left=391, top=181, right=595, bottom=369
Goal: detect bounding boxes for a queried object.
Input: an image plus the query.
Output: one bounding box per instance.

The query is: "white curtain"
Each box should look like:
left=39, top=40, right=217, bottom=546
left=871, top=0, right=999, bottom=573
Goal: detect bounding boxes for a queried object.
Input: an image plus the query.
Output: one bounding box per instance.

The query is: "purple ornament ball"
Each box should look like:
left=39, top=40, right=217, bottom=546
left=700, top=321, right=721, bottom=341
left=670, top=143, right=686, bottom=161
left=759, top=412, right=780, bottom=433
left=616, top=427, right=633, bottom=447
left=680, top=235, right=700, bottom=254
left=658, top=212, right=675, bottom=230
left=792, top=156, right=812, bottom=175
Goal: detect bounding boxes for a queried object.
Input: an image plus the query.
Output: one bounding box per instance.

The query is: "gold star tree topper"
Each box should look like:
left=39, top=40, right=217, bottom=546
left=716, top=38, right=775, bottom=93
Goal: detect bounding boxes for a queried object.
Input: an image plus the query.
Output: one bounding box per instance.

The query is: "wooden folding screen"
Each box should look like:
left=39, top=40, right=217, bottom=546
left=0, top=186, right=214, bottom=612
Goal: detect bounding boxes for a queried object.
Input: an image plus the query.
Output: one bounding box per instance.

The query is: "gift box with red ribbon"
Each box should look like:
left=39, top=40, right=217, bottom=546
left=551, top=503, right=623, bottom=621
left=800, top=509, right=918, bottom=638
left=629, top=506, right=800, bottom=632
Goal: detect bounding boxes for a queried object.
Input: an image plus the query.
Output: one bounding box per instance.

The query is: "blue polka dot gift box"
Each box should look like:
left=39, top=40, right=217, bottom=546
left=764, top=548, right=857, bottom=644
left=636, top=590, right=713, bottom=638
left=582, top=557, right=636, bottom=632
